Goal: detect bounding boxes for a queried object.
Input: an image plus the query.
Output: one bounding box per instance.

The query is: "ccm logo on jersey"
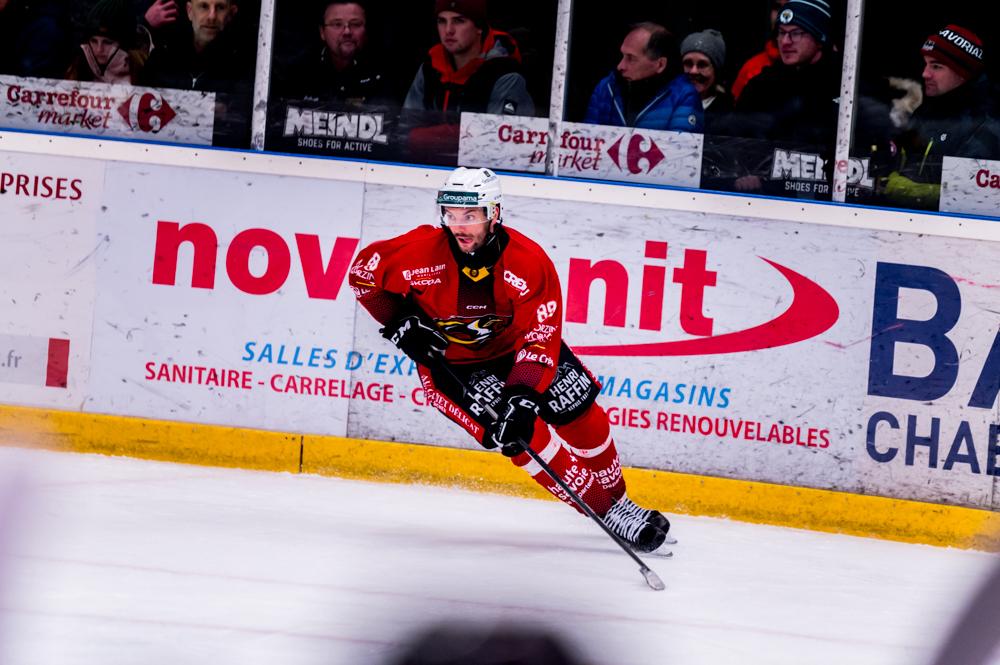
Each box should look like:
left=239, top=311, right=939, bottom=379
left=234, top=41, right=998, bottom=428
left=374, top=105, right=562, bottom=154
left=503, top=270, right=530, bottom=296
left=537, top=301, right=558, bottom=323
left=516, top=348, right=555, bottom=367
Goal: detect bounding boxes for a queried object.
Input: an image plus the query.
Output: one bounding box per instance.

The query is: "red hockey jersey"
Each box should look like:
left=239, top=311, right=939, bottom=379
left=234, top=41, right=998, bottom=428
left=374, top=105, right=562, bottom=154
left=349, top=225, right=563, bottom=392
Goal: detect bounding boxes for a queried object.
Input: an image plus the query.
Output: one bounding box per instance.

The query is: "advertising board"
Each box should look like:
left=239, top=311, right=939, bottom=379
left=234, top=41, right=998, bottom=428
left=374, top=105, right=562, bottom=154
left=0, top=76, right=215, bottom=145
left=14, top=154, right=992, bottom=509
left=0, top=151, right=102, bottom=408
left=86, top=163, right=365, bottom=433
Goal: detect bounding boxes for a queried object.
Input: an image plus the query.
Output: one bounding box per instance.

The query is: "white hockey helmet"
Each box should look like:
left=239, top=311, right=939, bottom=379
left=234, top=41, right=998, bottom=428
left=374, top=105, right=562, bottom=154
left=436, top=167, right=503, bottom=225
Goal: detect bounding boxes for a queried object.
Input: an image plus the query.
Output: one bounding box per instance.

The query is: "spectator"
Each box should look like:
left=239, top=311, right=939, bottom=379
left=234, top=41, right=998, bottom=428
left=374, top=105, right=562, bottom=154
left=283, top=0, right=395, bottom=106
left=400, top=0, right=533, bottom=163
left=731, top=0, right=788, bottom=101
left=680, top=29, right=733, bottom=127
left=65, top=0, right=150, bottom=84
left=139, top=0, right=251, bottom=93
left=403, top=0, right=534, bottom=116
left=884, top=25, right=1000, bottom=210
left=583, top=22, right=703, bottom=132
left=735, top=0, right=841, bottom=145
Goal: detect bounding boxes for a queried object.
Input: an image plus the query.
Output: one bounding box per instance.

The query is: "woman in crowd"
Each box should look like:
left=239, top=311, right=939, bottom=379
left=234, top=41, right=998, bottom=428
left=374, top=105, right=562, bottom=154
left=65, top=0, right=150, bottom=85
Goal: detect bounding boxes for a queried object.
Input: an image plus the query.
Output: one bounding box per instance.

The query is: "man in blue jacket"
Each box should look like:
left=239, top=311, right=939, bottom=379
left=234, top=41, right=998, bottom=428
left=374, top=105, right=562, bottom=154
left=584, top=22, right=703, bottom=133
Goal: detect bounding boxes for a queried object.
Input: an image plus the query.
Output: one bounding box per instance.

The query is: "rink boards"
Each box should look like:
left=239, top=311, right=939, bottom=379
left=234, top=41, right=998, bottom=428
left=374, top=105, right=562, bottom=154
left=0, top=135, right=999, bottom=549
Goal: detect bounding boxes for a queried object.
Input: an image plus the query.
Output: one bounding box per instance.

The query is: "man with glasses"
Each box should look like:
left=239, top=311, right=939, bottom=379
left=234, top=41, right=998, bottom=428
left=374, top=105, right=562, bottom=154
left=735, top=0, right=840, bottom=146
left=287, top=1, right=393, bottom=106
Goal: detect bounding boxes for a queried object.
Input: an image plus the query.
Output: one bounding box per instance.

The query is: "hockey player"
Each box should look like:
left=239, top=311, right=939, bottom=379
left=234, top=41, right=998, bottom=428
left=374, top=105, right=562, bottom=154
left=349, top=167, right=672, bottom=553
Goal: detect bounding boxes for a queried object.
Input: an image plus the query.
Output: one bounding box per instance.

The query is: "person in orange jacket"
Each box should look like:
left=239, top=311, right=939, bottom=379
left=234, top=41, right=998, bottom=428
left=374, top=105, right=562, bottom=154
left=731, top=0, right=787, bottom=101
left=401, top=0, right=534, bottom=162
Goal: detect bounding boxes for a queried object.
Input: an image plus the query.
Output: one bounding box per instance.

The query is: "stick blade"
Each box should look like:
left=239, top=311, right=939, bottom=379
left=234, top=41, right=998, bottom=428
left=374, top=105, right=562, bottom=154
left=641, top=566, right=665, bottom=591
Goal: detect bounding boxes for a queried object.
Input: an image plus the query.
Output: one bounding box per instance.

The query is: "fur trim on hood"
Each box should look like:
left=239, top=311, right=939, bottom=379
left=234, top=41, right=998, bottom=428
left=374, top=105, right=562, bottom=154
left=887, top=77, right=923, bottom=128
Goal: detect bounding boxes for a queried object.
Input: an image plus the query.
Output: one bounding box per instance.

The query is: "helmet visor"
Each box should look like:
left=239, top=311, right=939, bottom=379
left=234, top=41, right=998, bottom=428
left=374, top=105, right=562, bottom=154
left=440, top=205, right=490, bottom=227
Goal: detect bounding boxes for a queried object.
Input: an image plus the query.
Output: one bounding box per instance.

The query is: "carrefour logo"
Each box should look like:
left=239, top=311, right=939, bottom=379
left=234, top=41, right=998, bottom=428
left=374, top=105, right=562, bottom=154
left=117, top=92, right=177, bottom=133
left=607, top=134, right=664, bottom=174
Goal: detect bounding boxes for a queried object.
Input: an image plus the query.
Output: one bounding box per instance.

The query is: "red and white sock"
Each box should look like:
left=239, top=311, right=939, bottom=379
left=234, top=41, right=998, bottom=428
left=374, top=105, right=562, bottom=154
left=511, top=419, right=614, bottom=517
left=554, top=404, right=626, bottom=501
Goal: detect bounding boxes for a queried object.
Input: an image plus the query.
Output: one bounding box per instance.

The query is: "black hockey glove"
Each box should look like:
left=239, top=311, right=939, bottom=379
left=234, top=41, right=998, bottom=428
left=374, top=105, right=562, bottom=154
left=381, top=313, right=448, bottom=366
left=488, top=386, right=541, bottom=457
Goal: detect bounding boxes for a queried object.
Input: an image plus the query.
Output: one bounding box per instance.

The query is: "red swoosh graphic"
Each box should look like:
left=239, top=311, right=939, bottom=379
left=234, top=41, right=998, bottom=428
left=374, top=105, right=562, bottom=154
left=574, top=258, right=839, bottom=357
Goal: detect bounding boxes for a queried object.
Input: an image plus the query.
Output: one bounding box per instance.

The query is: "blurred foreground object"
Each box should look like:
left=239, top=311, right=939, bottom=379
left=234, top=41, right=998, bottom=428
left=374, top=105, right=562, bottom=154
left=388, top=622, right=586, bottom=665
left=927, top=555, right=1000, bottom=665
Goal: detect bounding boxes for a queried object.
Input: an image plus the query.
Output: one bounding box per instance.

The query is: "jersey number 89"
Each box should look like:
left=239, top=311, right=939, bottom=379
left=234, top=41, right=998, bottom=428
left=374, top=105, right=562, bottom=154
left=537, top=301, right=557, bottom=323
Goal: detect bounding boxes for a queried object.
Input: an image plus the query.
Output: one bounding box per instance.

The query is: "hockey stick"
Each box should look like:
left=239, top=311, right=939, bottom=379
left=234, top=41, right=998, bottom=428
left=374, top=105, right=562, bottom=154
left=431, top=361, right=665, bottom=591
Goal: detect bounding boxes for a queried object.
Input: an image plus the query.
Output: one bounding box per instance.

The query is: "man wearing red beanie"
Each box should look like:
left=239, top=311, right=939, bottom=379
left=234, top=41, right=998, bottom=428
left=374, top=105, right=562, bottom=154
left=920, top=24, right=985, bottom=97
left=884, top=24, right=1000, bottom=210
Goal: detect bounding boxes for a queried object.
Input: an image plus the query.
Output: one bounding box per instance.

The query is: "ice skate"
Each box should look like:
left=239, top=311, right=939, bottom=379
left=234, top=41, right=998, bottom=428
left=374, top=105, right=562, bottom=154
left=617, top=495, right=676, bottom=545
left=603, top=497, right=669, bottom=554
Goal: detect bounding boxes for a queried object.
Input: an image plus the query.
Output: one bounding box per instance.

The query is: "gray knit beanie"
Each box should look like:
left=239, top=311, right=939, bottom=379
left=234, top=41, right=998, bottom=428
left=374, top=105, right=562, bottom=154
left=680, top=29, right=726, bottom=72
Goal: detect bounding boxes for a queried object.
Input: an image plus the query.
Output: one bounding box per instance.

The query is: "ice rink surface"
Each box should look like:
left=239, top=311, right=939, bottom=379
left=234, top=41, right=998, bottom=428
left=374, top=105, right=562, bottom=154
left=0, top=447, right=997, bottom=665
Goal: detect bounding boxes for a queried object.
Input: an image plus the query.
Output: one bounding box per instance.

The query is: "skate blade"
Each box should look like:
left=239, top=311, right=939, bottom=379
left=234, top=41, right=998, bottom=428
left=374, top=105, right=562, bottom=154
left=662, top=534, right=678, bottom=545
left=637, top=545, right=672, bottom=558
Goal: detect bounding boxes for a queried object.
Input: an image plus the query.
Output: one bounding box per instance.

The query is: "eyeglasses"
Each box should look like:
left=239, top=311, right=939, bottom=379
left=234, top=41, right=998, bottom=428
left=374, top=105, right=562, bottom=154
left=324, top=20, right=364, bottom=31
left=777, top=28, right=808, bottom=43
